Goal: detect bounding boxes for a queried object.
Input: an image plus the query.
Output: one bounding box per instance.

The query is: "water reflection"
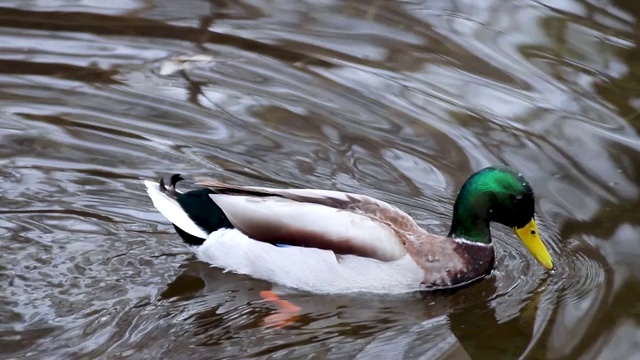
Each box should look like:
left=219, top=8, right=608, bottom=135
left=0, top=0, right=639, bottom=358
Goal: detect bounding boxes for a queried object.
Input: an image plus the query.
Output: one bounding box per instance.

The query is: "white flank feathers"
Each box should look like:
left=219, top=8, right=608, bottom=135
left=195, top=228, right=425, bottom=294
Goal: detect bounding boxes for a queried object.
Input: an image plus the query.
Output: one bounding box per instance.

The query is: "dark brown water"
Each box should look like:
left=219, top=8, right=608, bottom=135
left=1, top=1, right=639, bottom=359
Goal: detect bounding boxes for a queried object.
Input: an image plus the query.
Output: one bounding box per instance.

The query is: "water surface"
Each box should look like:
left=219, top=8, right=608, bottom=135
left=1, top=0, right=640, bottom=359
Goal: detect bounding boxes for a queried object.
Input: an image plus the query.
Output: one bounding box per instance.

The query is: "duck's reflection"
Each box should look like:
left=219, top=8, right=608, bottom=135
left=157, top=259, right=524, bottom=358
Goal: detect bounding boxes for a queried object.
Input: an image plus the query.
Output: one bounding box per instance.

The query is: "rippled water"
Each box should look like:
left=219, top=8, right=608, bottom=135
left=1, top=0, right=639, bottom=359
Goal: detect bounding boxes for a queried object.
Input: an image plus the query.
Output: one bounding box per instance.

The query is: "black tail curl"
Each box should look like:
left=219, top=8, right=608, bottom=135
left=159, top=173, right=185, bottom=196
left=156, top=173, right=234, bottom=246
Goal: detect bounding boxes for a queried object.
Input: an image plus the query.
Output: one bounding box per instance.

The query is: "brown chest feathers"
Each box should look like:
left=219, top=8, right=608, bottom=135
left=403, top=232, right=495, bottom=289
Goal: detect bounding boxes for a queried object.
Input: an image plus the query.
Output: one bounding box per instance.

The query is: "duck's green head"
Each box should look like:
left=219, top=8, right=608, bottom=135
left=448, top=166, right=553, bottom=270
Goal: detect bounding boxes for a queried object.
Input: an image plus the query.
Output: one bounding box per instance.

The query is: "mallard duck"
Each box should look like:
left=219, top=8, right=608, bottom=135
left=144, top=166, right=553, bottom=295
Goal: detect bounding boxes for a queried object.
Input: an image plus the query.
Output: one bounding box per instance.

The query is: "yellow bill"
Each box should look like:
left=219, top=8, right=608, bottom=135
left=513, top=219, right=553, bottom=270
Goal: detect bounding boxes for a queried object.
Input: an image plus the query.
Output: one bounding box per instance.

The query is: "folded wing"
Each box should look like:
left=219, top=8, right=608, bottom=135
left=198, top=179, right=416, bottom=262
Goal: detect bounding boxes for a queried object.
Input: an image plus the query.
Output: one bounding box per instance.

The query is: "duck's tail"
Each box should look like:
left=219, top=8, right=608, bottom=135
left=144, top=176, right=210, bottom=245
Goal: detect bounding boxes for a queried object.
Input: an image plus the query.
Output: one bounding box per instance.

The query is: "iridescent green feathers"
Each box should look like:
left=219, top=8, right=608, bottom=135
left=448, top=167, right=535, bottom=243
